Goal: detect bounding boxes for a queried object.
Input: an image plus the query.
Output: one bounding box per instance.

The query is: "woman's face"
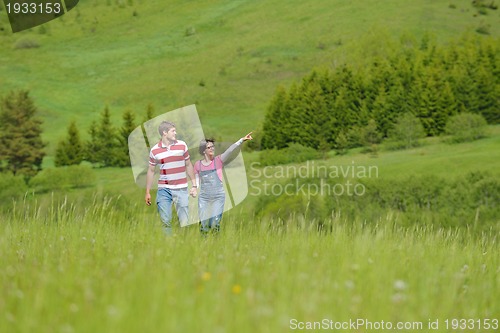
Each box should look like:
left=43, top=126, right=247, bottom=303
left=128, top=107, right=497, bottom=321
left=205, top=142, right=215, bottom=158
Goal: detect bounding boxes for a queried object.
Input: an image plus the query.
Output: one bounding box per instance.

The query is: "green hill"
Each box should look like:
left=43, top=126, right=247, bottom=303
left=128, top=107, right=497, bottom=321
left=1, top=0, right=500, bottom=155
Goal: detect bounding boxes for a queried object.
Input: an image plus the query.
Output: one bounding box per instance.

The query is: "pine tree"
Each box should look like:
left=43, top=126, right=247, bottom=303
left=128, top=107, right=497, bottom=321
left=371, top=85, right=391, bottom=137
left=284, top=83, right=303, bottom=146
left=0, top=90, right=45, bottom=179
left=85, top=120, right=100, bottom=164
left=86, top=106, right=119, bottom=167
left=361, top=119, right=382, bottom=155
left=98, top=106, right=119, bottom=167
left=334, top=66, right=365, bottom=139
left=334, top=130, right=349, bottom=155
left=300, top=73, right=329, bottom=149
left=261, top=86, right=291, bottom=149
left=144, top=103, right=155, bottom=123
left=54, top=121, right=84, bottom=166
left=452, top=61, right=480, bottom=115
left=115, top=110, right=136, bottom=167
left=475, top=65, right=500, bottom=124
left=435, top=81, right=457, bottom=132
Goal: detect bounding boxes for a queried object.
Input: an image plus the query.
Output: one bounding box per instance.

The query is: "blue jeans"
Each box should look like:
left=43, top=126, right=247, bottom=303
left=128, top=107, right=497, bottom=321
left=156, top=188, right=188, bottom=235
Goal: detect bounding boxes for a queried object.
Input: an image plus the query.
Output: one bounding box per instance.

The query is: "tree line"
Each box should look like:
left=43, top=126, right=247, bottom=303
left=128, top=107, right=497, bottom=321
left=0, top=89, right=155, bottom=180
left=57, top=104, right=156, bottom=168
left=260, top=33, right=500, bottom=152
left=55, top=104, right=154, bottom=168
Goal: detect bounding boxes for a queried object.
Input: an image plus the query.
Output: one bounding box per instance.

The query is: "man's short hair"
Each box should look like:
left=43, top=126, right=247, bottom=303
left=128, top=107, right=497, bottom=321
left=158, top=121, right=176, bottom=136
left=199, top=138, right=215, bottom=155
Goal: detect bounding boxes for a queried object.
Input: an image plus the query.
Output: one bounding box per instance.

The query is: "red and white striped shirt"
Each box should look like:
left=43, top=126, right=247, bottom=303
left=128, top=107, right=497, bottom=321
left=149, top=140, right=190, bottom=189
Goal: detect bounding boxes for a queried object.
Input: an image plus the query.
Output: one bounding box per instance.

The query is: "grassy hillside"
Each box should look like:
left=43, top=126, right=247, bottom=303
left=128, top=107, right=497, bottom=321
left=1, top=0, right=499, bottom=154
left=329, top=125, right=500, bottom=179
left=2, top=3, right=499, bottom=331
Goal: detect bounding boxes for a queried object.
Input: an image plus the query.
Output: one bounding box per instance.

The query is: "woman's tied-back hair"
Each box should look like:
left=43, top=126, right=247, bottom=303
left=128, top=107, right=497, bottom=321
left=158, top=121, right=176, bottom=136
left=199, top=138, right=215, bottom=155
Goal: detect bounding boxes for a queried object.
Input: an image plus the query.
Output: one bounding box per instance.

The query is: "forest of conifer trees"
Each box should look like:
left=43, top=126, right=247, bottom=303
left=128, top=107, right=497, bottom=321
left=261, top=34, right=499, bottom=151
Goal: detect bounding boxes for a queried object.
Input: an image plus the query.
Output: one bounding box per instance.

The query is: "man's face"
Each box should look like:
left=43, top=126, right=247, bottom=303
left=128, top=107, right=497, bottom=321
left=165, top=127, right=176, bottom=141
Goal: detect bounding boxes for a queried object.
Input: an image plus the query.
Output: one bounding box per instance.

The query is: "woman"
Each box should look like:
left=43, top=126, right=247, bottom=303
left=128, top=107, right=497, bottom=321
left=194, top=132, right=253, bottom=234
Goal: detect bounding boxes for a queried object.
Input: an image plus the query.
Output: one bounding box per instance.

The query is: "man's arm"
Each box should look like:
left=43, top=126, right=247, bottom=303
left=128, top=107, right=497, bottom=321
left=145, top=164, right=156, bottom=205
left=185, top=159, right=198, bottom=197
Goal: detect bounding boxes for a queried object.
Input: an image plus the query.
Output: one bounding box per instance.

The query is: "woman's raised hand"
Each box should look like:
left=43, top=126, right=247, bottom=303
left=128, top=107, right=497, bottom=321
left=242, top=132, right=253, bottom=141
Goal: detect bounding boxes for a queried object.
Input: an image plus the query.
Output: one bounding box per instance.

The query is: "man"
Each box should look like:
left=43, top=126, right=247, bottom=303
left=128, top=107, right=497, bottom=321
left=145, top=121, right=198, bottom=234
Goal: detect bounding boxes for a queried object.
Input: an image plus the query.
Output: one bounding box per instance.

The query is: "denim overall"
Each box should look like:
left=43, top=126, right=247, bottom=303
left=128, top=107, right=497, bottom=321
left=198, top=159, right=225, bottom=234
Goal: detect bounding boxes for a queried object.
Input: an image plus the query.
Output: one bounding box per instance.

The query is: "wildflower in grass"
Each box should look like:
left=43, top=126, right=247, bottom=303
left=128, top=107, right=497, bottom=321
left=345, top=280, right=355, bottom=290
left=6, top=312, right=15, bottom=323
left=232, top=284, right=242, bottom=294
left=69, top=303, right=79, bottom=313
left=392, top=280, right=408, bottom=304
left=201, top=272, right=211, bottom=281
left=107, top=305, right=119, bottom=317
left=391, top=292, right=407, bottom=304
left=393, top=280, right=407, bottom=291
left=462, top=284, right=469, bottom=294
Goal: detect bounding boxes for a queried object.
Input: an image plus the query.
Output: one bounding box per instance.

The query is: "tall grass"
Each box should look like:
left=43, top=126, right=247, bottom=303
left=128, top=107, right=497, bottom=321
left=1, top=198, right=498, bottom=333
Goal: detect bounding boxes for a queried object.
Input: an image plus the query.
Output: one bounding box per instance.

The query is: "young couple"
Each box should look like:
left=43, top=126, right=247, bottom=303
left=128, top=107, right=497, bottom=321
left=145, top=121, right=252, bottom=235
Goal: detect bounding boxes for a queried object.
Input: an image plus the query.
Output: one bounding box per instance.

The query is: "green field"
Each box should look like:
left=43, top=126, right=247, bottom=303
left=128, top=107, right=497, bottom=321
left=1, top=1, right=499, bottom=332
left=1, top=202, right=499, bottom=333
left=1, top=0, right=500, bottom=152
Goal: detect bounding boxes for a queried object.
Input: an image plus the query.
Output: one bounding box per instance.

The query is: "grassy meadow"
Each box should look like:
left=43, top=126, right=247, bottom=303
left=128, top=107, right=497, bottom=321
left=1, top=0, right=500, bottom=332
left=1, top=202, right=498, bottom=333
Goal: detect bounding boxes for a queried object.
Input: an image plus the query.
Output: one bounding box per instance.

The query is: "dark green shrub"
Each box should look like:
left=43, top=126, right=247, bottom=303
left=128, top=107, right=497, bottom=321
left=259, top=143, right=320, bottom=166
left=14, top=38, right=40, bottom=49
left=0, top=173, right=28, bottom=202
left=334, top=132, right=349, bottom=155
left=476, top=24, right=491, bottom=35
left=30, top=168, right=69, bottom=191
left=65, top=165, right=96, bottom=188
left=472, top=178, right=499, bottom=208
left=386, top=113, right=426, bottom=150
left=360, top=119, right=382, bottom=154
left=29, top=165, right=95, bottom=192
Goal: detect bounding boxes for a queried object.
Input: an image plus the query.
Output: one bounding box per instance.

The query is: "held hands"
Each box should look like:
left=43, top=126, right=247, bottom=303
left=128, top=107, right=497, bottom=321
left=242, top=132, right=253, bottom=141
left=146, top=188, right=197, bottom=205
